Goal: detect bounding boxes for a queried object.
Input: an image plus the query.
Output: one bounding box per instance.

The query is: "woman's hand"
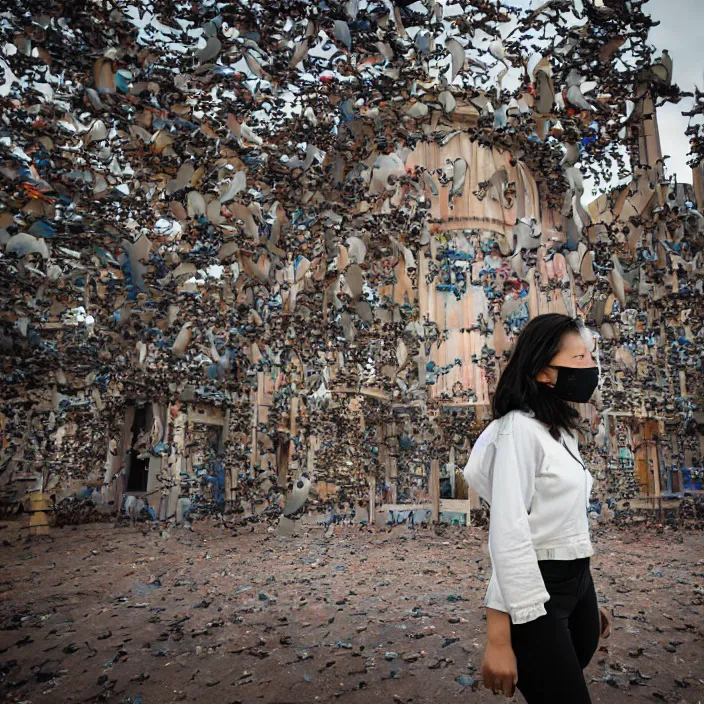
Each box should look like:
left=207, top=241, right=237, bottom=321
left=483, top=608, right=518, bottom=697
left=482, top=639, right=518, bottom=697
left=599, top=607, right=611, bottom=639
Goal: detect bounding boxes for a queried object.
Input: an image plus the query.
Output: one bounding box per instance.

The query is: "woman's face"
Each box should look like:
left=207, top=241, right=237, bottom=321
left=536, top=331, right=596, bottom=386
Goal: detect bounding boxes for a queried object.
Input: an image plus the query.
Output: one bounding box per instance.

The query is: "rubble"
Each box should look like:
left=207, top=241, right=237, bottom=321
left=0, top=521, right=701, bottom=702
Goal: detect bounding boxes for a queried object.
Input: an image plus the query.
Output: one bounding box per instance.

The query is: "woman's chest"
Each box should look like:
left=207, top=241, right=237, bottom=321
left=534, top=443, right=593, bottom=501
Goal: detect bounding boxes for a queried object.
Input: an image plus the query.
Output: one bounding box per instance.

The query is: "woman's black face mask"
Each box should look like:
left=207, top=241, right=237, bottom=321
left=543, top=365, right=599, bottom=403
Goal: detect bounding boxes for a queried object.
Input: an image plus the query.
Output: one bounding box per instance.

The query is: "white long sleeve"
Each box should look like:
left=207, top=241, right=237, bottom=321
left=484, top=416, right=550, bottom=623
left=464, top=410, right=595, bottom=625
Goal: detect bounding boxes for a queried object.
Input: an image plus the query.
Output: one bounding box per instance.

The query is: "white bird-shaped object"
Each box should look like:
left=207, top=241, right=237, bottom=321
left=445, top=38, right=465, bottom=82
left=289, top=37, right=311, bottom=69
left=488, top=37, right=509, bottom=65
left=369, top=152, right=406, bottom=194
left=588, top=0, right=615, bottom=14
left=303, top=106, right=318, bottom=126
left=609, top=254, right=627, bottom=307
left=6, top=233, right=50, bottom=258
left=345, top=263, right=364, bottom=300
left=449, top=157, right=468, bottom=202
left=219, top=170, right=247, bottom=204
left=561, top=142, right=580, bottom=167
left=565, top=69, right=595, bottom=112
left=595, top=418, right=607, bottom=447
left=283, top=473, right=312, bottom=516
left=333, top=20, right=352, bottom=51
left=285, top=143, right=321, bottom=172
left=650, top=50, right=673, bottom=86
left=346, top=236, right=367, bottom=264
left=488, top=167, right=508, bottom=202
left=438, top=90, right=456, bottom=114
left=513, top=217, right=542, bottom=252
left=244, top=51, right=268, bottom=79
left=533, top=59, right=555, bottom=114
left=489, top=37, right=511, bottom=87
left=172, top=322, right=193, bottom=357
left=422, top=170, right=439, bottom=196
left=136, top=341, right=147, bottom=366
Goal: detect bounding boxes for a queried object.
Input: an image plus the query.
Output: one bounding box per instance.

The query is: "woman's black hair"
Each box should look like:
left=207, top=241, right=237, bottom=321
left=492, top=313, right=582, bottom=439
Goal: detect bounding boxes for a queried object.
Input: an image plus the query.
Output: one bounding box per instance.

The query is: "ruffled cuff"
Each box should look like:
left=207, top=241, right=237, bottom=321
left=509, top=602, right=547, bottom=625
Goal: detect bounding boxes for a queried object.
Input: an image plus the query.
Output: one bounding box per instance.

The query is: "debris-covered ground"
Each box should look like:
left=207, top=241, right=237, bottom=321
left=0, top=521, right=702, bottom=704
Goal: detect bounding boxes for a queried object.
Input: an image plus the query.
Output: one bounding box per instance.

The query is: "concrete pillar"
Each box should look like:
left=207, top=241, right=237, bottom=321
left=368, top=476, right=376, bottom=525
left=167, top=410, right=187, bottom=519
left=389, top=456, right=398, bottom=504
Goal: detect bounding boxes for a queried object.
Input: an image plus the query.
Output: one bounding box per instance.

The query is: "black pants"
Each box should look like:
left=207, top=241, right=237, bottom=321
left=510, top=557, right=600, bottom=703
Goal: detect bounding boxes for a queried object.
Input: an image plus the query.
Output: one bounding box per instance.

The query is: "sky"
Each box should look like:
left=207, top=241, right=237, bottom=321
left=646, top=0, right=703, bottom=183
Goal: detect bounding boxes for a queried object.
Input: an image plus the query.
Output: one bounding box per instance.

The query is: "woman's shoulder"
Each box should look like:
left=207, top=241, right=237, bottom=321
left=466, top=411, right=544, bottom=486
left=472, top=410, right=540, bottom=450
left=495, top=409, right=544, bottom=436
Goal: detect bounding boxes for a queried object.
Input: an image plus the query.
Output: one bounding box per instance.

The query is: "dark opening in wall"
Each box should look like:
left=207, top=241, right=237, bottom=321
left=126, top=404, right=150, bottom=493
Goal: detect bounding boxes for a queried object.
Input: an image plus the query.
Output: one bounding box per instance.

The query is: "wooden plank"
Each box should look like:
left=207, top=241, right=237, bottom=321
left=430, top=459, right=440, bottom=523
left=307, top=436, right=316, bottom=477
left=440, top=499, right=472, bottom=517
left=379, top=503, right=432, bottom=513
left=29, top=513, right=50, bottom=535
left=277, top=439, right=289, bottom=488
left=329, top=386, right=391, bottom=401
left=436, top=401, right=490, bottom=408
left=187, top=405, right=225, bottom=426
left=249, top=388, right=258, bottom=476
left=290, top=397, right=299, bottom=436
left=646, top=420, right=661, bottom=499
left=468, top=486, right=480, bottom=510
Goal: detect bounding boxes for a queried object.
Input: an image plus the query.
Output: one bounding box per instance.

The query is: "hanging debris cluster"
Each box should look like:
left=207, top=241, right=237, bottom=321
left=0, top=0, right=702, bottom=524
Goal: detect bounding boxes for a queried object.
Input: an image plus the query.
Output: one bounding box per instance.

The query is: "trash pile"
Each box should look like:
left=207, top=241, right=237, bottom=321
left=52, top=495, right=114, bottom=528
left=0, top=0, right=702, bottom=522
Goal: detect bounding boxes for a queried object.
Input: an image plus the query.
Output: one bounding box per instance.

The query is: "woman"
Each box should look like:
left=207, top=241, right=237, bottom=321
left=463, top=313, right=610, bottom=702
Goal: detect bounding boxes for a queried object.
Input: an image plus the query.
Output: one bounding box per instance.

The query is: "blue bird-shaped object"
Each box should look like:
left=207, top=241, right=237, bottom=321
left=28, top=220, right=55, bottom=238
left=115, top=70, right=132, bottom=93
left=340, top=99, right=357, bottom=121
left=94, top=247, right=120, bottom=267
left=211, top=66, right=238, bottom=76
left=33, top=151, right=50, bottom=169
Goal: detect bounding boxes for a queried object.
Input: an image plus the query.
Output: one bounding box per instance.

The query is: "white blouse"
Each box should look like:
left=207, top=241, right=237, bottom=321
left=463, top=409, right=594, bottom=625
